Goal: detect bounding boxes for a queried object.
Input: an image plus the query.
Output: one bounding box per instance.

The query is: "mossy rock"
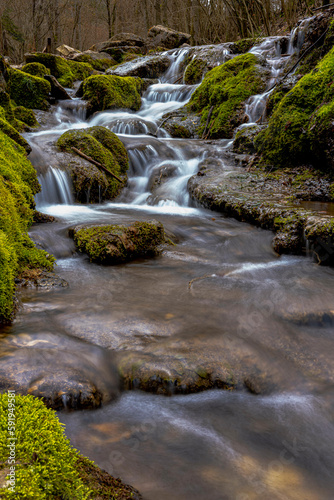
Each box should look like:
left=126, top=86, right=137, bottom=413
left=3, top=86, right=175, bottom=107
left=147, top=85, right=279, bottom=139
left=72, top=220, right=166, bottom=264
left=13, top=106, right=39, bottom=128
left=21, top=62, right=50, bottom=78
left=0, top=393, right=142, bottom=499
left=230, top=37, right=264, bottom=54
left=233, top=125, right=263, bottom=154
left=188, top=53, right=269, bottom=139
left=72, top=53, right=116, bottom=71
left=0, top=116, right=31, bottom=153
left=7, top=68, right=51, bottom=110
left=81, top=74, right=142, bottom=114
left=255, top=46, right=334, bottom=170
left=164, top=122, right=191, bottom=138
left=184, top=57, right=206, bottom=85
left=0, top=130, right=54, bottom=322
left=57, top=126, right=129, bottom=200
left=24, top=53, right=94, bottom=87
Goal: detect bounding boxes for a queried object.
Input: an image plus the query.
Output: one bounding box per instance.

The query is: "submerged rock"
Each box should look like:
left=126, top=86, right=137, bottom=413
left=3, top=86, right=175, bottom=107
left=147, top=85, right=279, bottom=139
left=70, top=220, right=167, bottom=264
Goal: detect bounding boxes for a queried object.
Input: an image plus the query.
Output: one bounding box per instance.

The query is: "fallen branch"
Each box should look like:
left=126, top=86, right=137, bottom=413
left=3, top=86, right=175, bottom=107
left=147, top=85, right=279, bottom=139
left=71, top=147, right=123, bottom=183
left=312, top=2, right=334, bottom=11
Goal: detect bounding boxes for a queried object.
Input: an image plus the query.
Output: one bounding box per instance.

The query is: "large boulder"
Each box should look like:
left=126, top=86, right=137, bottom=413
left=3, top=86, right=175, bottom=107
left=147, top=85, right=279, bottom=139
left=56, top=44, right=81, bottom=58
left=79, top=74, right=142, bottom=114
left=107, top=54, right=170, bottom=79
left=71, top=50, right=116, bottom=70
left=91, top=32, right=145, bottom=52
left=70, top=220, right=167, bottom=264
left=147, top=25, right=191, bottom=50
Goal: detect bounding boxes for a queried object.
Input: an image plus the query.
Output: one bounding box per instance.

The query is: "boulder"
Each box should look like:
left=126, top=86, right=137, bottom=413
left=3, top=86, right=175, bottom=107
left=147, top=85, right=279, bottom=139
left=44, top=74, right=72, bottom=100
left=107, top=54, right=170, bottom=79
left=70, top=220, right=167, bottom=264
left=147, top=25, right=191, bottom=50
left=91, top=33, right=145, bottom=53
left=56, top=44, right=81, bottom=58
left=147, top=164, right=178, bottom=193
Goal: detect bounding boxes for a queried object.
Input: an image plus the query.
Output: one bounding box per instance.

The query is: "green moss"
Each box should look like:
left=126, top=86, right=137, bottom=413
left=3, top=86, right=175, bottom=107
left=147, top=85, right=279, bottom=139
left=0, top=393, right=91, bottom=499
left=233, top=125, right=261, bottom=154
left=0, top=116, right=30, bottom=151
left=13, top=106, right=39, bottom=128
left=73, top=55, right=116, bottom=71
left=73, top=221, right=165, bottom=264
left=256, top=46, right=334, bottom=169
left=184, top=58, right=206, bottom=85
left=21, top=62, right=50, bottom=79
left=188, top=54, right=268, bottom=138
left=0, top=131, right=54, bottom=322
left=24, top=54, right=94, bottom=87
left=81, top=75, right=142, bottom=114
left=57, top=126, right=128, bottom=199
left=232, top=37, right=264, bottom=54
left=7, top=69, right=50, bottom=110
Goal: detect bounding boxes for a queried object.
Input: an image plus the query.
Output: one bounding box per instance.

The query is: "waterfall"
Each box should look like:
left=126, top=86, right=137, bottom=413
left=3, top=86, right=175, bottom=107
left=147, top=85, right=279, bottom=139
left=35, top=167, right=74, bottom=208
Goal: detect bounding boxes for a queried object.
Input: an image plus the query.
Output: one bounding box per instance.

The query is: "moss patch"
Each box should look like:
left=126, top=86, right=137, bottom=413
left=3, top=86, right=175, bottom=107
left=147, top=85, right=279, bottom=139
left=72, top=221, right=166, bottom=264
left=57, top=126, right=129, bottom=200
left=24, top=53, right=94, bottom=87
left=255, top=46, right=334, bottom=170
left=7, top=69, right=50, bottom=110
left=21, top=62, right=50, bottom=79
left=81, top=75, right=142, bottom=114
left=231, top=37, right=264, bottom=54
left=187, top=54, right=268, bottom=138
left=13, top=106, right=39, bottom=128
left=0, top=131, right=54, bottom=322
left=184, top=58, right=206, bottom=85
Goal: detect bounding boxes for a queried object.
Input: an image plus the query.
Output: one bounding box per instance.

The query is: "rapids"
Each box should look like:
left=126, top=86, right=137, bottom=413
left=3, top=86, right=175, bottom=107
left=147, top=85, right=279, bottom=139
left=1, top=28, right=334, bottom=500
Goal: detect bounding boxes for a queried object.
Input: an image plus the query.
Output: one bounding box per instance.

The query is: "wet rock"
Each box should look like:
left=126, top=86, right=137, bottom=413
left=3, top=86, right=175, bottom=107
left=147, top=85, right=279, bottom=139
left=0, top=338, right=119, bottom=410
left=188, top=160, right=334, bottom=264
left=147, top=164, right=178, bottom=193
left=33, top=211, right=56, bottom=223
left=44, top=74, right=71, bottom=100
left=70, top=50, right=116, bottom=71
left=233, top=125, right=264, bottom=155
left=91, top=33, right=145, bottom=52
left=17, top=269, right=68, bottom=289
left=70, top=220, right=167, bottom=264
left=147, top=25, right=191, bottom=50
left=107, top=54, right=171, bottom=79
left=160, top=109, right=201, bottom=138
left=183, top=44, right=232, bottom=84
left=76, top=457, right=143, bottom=500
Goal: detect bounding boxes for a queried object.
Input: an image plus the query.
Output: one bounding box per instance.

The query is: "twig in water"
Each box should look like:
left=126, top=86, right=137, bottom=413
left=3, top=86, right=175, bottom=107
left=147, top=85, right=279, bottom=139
left=188, top=274, right=216, bottom=290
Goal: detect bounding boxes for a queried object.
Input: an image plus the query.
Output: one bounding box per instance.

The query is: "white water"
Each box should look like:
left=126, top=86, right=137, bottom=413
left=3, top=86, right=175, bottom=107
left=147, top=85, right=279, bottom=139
left=35, top=166, right=74, bottom=207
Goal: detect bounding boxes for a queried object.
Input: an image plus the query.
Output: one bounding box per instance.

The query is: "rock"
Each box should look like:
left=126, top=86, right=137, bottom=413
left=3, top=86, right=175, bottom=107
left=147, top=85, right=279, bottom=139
left=70, top=50, right=116, bottom=71
left=147, top=164, right=178, bottom=193
left=17, top=270, right=68, bottom=289
left=44, top=74, right=71, bottom=100
left=91, top=33, right=145, bottom=52
left=79, top=74, right=142, bottom=114
left=70, top=220, right=167, bottom=264
left=56, top=44, right=81, bottom=58
left=0, top=335, right=120, bottom=410
left=159, top=109, right=201, bottom=139
left=147, top=25, right=191, bottom=50
left=57, top=126, right=129, bottom=201
left=233, top=125, right=264, bottom=155
left=33, top=211, right=56, bottom=223
left=107, top=54, right=170, bottom=79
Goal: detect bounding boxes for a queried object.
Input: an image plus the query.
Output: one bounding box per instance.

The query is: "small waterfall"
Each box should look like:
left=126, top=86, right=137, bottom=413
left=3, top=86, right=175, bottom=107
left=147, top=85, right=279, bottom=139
left=287, top=17, right=313, bottom=55
left=144, top=84, right=196, bottom=103
left=55, top=99, right=88, bottom=124
left=161, top=48, right=192, bottom=83
left=35, top=167, right=74, bottom=208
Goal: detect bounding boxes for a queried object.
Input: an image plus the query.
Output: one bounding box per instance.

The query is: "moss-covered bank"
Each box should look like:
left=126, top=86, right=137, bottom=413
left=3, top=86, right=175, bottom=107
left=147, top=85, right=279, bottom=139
left=255, top=45, right=334, bottom=170
left=0, top=393, right=142, bottom=499
left=0, top=130, right=53, bottom=323
left=25, top=53, right=95, bottom=87
left=187, top=53, right=269, bottom=138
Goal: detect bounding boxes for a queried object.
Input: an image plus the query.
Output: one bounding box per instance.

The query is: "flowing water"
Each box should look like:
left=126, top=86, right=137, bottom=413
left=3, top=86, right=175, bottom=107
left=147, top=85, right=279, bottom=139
left=2, top=27, right=334, bottom=500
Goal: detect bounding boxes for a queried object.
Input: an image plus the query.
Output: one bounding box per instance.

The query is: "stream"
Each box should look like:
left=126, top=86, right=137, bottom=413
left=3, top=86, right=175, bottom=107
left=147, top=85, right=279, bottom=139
left=1, top=30, right=334, bottom=499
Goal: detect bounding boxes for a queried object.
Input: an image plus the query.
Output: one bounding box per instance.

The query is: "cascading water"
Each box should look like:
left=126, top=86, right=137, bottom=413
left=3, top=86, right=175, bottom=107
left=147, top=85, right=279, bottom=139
left=35, top=166, right=74, bottom=208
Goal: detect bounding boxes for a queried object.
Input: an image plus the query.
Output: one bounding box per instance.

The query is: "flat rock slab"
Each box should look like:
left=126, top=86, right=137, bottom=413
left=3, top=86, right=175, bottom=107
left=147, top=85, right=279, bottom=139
left=0, top=332, right=119, bottom=410
left=107, top=54, right=171, bottom=78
